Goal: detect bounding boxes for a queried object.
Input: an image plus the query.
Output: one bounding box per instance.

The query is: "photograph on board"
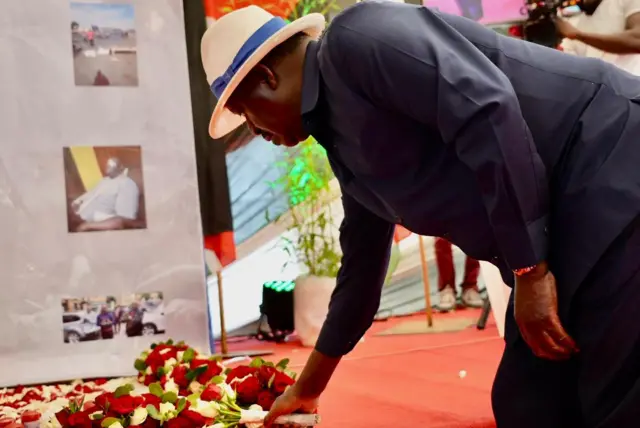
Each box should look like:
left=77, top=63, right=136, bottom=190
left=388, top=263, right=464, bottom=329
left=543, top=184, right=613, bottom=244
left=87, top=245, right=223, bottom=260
left=61, top=292, right=165, bottom=343
left=63, top=145, right=147, bottom=233
left=70, top=1, right=138, bottom=86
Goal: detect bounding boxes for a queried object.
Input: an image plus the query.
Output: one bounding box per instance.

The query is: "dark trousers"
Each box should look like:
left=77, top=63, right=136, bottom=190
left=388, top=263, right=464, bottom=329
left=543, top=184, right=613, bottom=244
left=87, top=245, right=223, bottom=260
left=492, top=218, right=640, bottom=427
left=434, top=237, right=480, bottom=291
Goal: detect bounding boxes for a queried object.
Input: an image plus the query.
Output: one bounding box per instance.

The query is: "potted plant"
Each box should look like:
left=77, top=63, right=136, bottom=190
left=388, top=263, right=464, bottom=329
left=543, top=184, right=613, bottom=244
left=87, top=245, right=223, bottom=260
left=267, top=137, right=341, bottom=347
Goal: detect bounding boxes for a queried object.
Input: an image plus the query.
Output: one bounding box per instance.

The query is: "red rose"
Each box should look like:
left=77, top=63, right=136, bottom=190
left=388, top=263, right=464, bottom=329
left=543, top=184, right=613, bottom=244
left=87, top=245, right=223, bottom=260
left=68, top=411, right=92, bottom=428
left=180, top=409, right=207, bottom=426
left=94, top=392, right=114, bottom=410
left=257, top=366, right=277, bottom=385
left=165, top=416, right=195, bottom=428
left=93, top=378, right=107, bottom=386
left=82, top=401, right=98, bottom=413
left=109, top=395, right=144, bottom=415
left=272, top=371, right=295, bottom=395
left=226, top=366, right=256, bottom=384
left=200, top=384, right=222, bottom=402
left=235, top=376, right=261, bottom=404
left=145, top=352, right=164, bottom=373
left=197, top=362, right=223, bottom=385
left=257, top=391, right=276, bottom=410
left=171, top=365, right=189, bottom=388
left=20, top=411, right=40, bottom=423
left=143, top=375, right=155, bottom=386
left=141, top=394, right=161, bottom=410
left=189, top=359, right=208, bottom=370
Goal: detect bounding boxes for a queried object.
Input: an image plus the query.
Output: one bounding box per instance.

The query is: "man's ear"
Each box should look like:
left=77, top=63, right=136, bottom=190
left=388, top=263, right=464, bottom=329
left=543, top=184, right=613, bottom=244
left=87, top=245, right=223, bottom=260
left=254, top=63, right=278, bottom=90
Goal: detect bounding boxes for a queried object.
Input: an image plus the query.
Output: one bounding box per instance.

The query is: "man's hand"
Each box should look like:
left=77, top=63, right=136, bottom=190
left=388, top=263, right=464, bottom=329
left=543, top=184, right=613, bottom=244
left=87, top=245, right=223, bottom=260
left=554, top=18, right=580, bottom=40
left=514, top=265, right=579, bottom=360
left=263, top=383, right=319, bottom=427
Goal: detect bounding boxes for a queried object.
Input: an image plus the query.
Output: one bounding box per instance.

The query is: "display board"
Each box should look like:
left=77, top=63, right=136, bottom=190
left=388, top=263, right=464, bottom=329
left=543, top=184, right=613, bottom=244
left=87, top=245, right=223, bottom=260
left=424, top=0, right=526, bottom=24
left=0, top=0, right=209, bottom=387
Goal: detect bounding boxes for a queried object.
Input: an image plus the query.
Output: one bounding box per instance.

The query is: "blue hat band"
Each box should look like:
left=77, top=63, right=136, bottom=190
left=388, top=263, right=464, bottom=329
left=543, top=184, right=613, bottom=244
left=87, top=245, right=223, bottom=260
left=210, top=17, right=287, bottom=99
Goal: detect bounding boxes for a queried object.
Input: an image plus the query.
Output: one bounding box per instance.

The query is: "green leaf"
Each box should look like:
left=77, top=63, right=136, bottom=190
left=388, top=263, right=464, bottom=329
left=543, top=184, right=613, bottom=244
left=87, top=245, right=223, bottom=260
left=150, top=343, right=157, bottom=349
left=176, top=398, right=187, bottom=413
left=166, top=339, right=174, bottom=345
left=149, top=382, right=164, bottom=398
left=90, top=413, right=104, bottom=420
left=182, top=348, right=195, bottom=363
left=223, top=368, right=232, bottom=375
left=268, top=373, right=276, bottom=389
left=114, top=384, right=134, bottom=398
left=210, top=375, right=224, bottom=385
left=101, top=417, right=121, bottom=428
left=186, top=365, right=207, bottom=382
left=249, top=358, right=265, bottom=368
left=134, top=359, right=147, bottom=372
left=156, top=366, right=166, bottom=377
left=146, top=405, right=161, bottom=420
left=276, top=358, right=290, bottom=370
left=161, top=392, right=178, bottom=404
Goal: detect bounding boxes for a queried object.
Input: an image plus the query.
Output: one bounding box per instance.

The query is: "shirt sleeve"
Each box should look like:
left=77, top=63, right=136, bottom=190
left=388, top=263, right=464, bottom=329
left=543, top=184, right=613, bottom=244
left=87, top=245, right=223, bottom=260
left=314, top=191, right=395, bottom=357
left=115, top=179, right=140, bottom=220
left=325, top=3, right=549, bottom=270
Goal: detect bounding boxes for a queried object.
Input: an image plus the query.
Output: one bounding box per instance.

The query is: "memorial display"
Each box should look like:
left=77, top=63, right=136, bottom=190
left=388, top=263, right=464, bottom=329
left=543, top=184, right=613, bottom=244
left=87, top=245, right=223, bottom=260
left=0, top=0, right=209, bottom=387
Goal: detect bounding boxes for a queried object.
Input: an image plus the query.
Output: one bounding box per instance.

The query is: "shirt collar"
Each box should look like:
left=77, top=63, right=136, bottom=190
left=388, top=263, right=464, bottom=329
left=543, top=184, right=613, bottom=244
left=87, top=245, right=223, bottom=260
left=301, top=40, right=321, bottom=118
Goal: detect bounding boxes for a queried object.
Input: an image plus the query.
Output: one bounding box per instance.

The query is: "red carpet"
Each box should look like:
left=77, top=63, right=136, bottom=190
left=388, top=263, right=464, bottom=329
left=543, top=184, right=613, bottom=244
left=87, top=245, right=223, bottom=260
left=222, top=309, right=504, bottom=427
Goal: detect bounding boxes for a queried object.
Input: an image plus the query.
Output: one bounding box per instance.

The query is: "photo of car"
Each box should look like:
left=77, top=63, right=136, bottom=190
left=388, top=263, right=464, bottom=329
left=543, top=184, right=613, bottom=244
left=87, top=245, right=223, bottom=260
left=62, top=313, right=102, bottom=343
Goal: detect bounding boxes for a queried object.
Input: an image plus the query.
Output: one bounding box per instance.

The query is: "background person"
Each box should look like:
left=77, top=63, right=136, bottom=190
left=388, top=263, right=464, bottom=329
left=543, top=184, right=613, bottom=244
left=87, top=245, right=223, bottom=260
left=434, top=237, right=482, bottom=311
left=96, top=306, right=115, bottom=340
left=556, top=0, right=640, bottom=75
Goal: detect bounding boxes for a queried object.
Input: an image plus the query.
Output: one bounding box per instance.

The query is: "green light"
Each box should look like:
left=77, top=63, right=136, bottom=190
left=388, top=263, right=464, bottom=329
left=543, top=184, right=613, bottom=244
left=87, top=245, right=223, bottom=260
left=264, top=280, right=295, bottom=293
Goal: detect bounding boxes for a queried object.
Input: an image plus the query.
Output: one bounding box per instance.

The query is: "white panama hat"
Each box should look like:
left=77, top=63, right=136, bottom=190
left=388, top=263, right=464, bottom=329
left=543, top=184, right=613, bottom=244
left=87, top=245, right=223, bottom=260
left=201, top=6, right=326, bottom=139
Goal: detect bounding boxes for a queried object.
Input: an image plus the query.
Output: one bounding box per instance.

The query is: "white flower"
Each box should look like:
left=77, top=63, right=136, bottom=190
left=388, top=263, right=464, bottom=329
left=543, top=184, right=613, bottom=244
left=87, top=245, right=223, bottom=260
left=130, top=407, right=148, bottom=426
left=188, top=381, right=203, bottom=394
left=159, top=401, right=176, bottom=417
left=110, top=422, right=124, bottom=428
left=145, top=366, right=152, bottom=375
left=220, top=382, right=235, bottom=400
left=207, top=424, right=225, bottom=428
left=164, top=358, right=177, bottom=370
left=191, top=399, right=219, bottom=419
left=164, top=378, right=179, bottom=394
left=176, top=351, right=185, bottom=361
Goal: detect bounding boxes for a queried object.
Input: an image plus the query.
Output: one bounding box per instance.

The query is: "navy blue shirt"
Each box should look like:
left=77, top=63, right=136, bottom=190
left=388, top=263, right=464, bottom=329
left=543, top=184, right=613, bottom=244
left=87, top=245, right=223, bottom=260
left=303, top=1, right=640, bottom=357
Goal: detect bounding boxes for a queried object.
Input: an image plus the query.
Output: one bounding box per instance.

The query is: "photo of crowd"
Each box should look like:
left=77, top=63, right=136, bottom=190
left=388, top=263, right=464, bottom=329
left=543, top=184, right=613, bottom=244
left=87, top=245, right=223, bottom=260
left=61, top=292, right=165, bottom=344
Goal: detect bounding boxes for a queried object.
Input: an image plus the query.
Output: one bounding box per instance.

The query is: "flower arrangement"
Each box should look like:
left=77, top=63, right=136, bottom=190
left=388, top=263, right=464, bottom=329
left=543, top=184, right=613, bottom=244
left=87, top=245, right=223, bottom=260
left=0, top=340, right=319, bottom=428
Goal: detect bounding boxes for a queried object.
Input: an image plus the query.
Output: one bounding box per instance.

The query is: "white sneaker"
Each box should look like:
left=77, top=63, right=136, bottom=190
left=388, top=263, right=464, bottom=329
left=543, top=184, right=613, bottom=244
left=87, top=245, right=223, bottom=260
left=461, top=288, right=484, bottom=308
left=438, top=287, right=456, bottom=312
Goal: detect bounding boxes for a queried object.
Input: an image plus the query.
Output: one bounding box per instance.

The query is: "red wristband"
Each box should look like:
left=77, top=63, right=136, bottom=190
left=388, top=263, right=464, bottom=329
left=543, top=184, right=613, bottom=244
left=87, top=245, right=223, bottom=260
left=513, top=265, right=537, bottom=276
